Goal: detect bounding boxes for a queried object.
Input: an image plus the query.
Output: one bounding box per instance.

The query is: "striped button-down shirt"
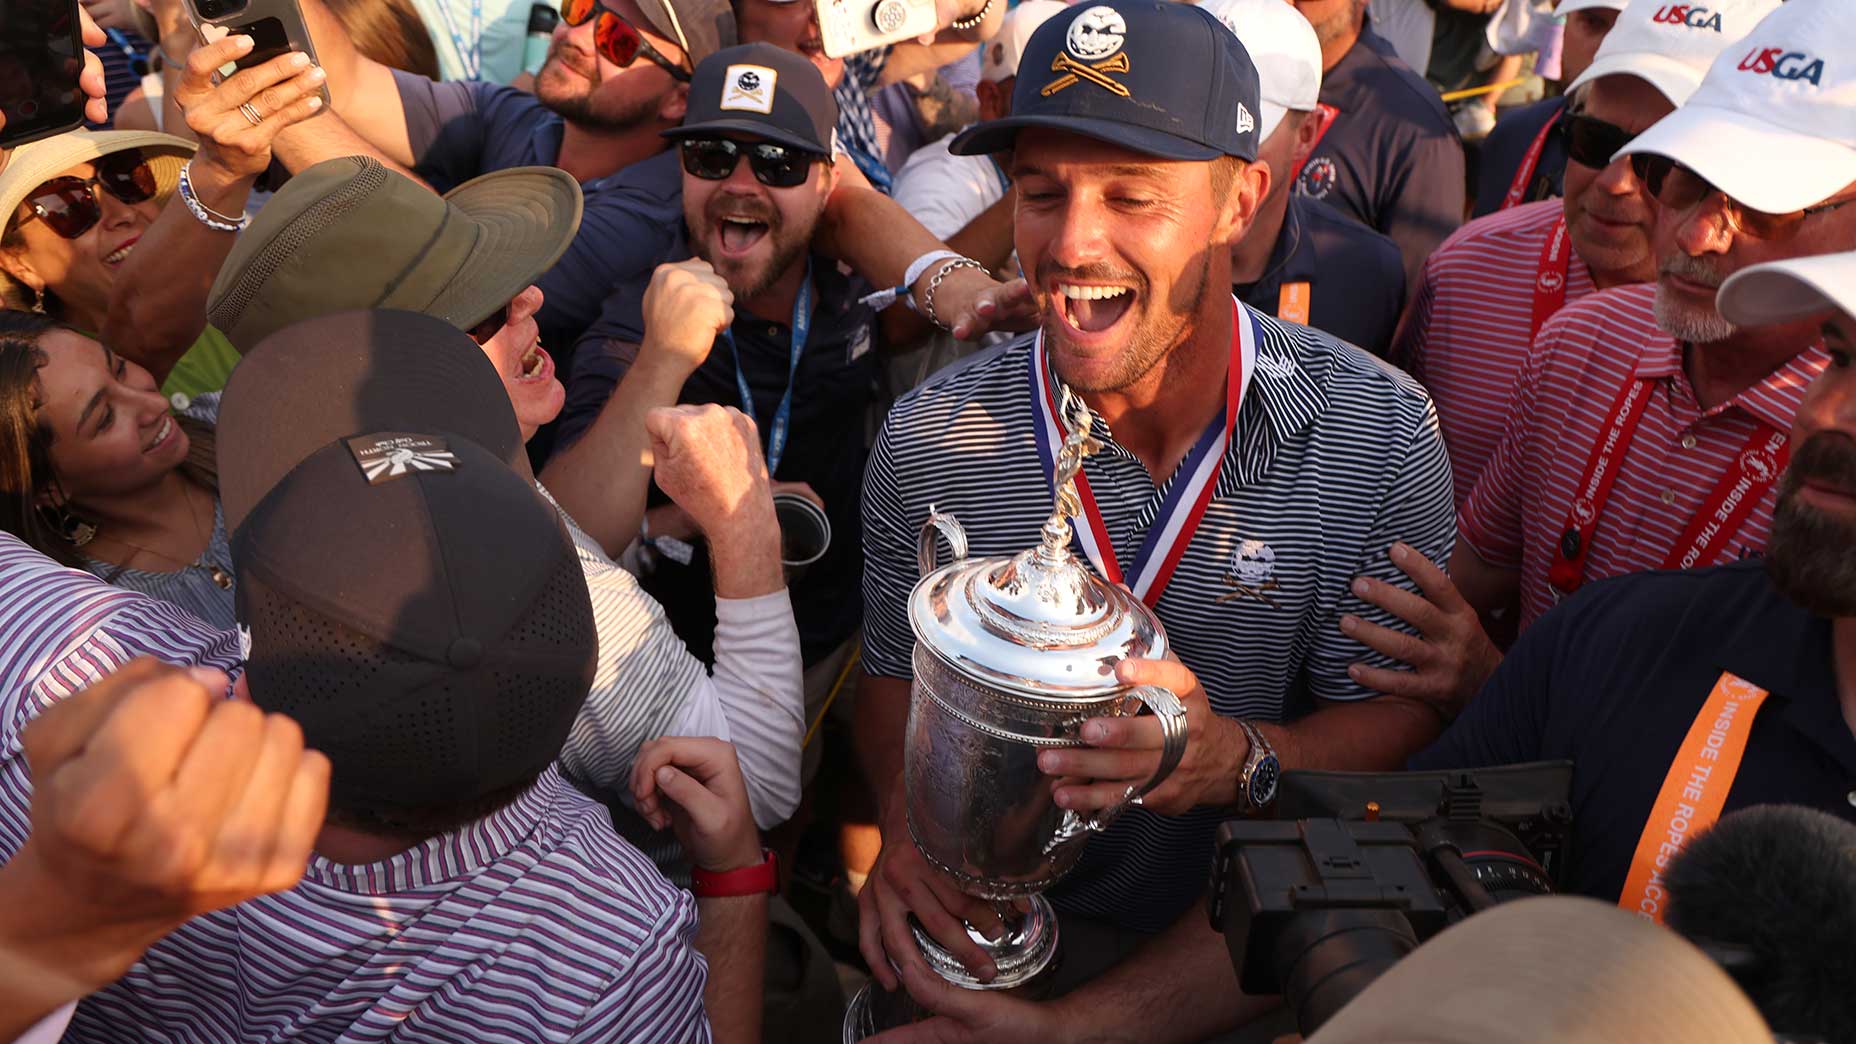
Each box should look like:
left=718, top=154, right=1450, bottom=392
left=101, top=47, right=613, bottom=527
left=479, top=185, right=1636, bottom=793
left=0, top=536, right=712, bottom=1042
left=1458, top=284, right=1827, bottom=631
left=1395, top=199, right=1598, bottom=506
left=861, top=303, right=1456, bottom=933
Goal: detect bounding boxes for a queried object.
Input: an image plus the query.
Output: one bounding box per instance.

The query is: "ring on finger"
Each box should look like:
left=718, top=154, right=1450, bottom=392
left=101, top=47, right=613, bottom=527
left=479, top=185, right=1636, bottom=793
left=239, top=101, right=264, bottom=126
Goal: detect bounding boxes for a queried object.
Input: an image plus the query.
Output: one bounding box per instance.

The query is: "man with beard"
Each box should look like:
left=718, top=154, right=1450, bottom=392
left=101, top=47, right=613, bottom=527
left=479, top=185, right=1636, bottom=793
left=1284, top=0, right=1464, bottom=289
left=851, top=249, right=1856, bottom=1044
left=557, top=44, right=877, bottom=773
left=1346, top=0, right=1856, bottom=722
left=262, top=0, right=1006, bottom=461
left=850, top=0, right=1455, bottom=1014
left=1396, top=0, right=1776, bottom=506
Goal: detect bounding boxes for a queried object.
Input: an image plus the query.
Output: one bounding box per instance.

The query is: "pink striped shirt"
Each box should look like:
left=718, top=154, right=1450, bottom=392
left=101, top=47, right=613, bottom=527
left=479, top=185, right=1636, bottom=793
left=1458, top=284, right=1826, bottom=631
left=1397, top=200, right=1598, bottom=506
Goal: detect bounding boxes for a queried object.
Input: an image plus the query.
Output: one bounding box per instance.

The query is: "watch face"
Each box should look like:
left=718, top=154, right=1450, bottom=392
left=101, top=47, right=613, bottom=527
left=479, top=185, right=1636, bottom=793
left=1249, top=755, right=1280, bottom=810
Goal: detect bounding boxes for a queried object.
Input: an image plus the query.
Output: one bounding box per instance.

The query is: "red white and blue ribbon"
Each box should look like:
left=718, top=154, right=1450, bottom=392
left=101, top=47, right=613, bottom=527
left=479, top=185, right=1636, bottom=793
left=1029, top=300, right=1257, bottom=608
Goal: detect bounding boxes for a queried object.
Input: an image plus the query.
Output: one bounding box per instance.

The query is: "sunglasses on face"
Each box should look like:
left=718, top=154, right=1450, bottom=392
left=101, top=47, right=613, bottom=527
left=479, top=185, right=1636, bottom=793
left=1563, top=112, right=1635, bottom=171
left=20, top=150, right=157, bottom=240
left=559, top=0, right=691, bottom=82
left=679, top=138, right=819, bottom=189
left=1628, top=152, right=1856, bottom=241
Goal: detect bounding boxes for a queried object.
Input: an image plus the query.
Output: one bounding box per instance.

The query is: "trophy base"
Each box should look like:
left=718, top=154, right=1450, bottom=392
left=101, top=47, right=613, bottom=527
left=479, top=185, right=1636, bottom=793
left=841, top=896, right=1060, bottom=1042
left=914, top=893, right=1058, bottom=990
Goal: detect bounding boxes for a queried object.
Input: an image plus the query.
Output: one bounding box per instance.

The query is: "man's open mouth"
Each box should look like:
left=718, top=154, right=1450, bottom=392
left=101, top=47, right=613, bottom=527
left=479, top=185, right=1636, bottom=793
left=718, top=216, right=770, bottom=255
left=1052, top=282, right=1135, bottom=335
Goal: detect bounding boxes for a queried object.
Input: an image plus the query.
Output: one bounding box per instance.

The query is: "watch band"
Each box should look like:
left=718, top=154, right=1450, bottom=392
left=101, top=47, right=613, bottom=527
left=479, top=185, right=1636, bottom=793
left=690, top=848, right=779, bottom=898
left=1235, top=719, right=1274, bottom=814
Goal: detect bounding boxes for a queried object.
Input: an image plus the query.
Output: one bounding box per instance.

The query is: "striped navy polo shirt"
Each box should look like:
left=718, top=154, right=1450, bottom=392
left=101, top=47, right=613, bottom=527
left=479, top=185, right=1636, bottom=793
left=861, top=301, right=1457, bottom=934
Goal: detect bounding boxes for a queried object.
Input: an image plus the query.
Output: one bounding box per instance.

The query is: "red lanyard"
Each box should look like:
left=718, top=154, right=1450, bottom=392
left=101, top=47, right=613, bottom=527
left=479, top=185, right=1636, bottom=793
left=1501, top=108, right=1562, bottom=211
left=1530, top=216, right=1572, bottom=342
left=1547, top=376, right=1790, bottom=596
left=1289, top=103, right=1340, bottom=185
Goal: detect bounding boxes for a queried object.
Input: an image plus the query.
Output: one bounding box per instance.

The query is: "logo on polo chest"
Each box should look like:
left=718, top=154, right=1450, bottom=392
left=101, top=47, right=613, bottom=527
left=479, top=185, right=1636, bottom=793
left=1217, top=539, right=1283, bottom=608
left=1651, top=5, right=1722, bottom=30
left=1298, top=156, right=1337, bottom=200
left=345, top=433, right=458, bottom=484
left=1736, top=47, right=1824, bottom=85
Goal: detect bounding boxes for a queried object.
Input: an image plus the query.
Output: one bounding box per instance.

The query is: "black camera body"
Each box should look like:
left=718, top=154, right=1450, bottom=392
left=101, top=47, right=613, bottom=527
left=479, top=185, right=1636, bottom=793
left=1209, top=762, right=1575, bottom=1035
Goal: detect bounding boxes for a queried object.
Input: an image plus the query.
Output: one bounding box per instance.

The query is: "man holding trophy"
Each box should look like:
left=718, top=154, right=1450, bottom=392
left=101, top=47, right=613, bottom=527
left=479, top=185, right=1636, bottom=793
left=851, top=0, right=1459, bottom=1038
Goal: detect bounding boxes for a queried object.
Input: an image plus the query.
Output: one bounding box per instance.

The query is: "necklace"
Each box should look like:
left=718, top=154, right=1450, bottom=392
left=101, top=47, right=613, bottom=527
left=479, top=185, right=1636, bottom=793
left=87, top=481, right=233, bottom=590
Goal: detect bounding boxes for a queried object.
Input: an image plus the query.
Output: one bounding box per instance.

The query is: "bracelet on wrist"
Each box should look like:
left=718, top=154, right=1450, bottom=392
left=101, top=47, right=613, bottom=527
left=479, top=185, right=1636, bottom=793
left=177, top=160, right=250, bottom=233
left=923, top=257, right=989, bottom=331
left=690, top=847, right=779, bottom=898
left=951, top=0, right=997, bottom=31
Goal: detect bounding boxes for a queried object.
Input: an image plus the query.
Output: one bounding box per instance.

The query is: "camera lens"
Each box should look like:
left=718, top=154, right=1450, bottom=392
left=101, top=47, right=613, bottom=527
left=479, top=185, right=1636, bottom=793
left=194, top=0, right=251, bottom=20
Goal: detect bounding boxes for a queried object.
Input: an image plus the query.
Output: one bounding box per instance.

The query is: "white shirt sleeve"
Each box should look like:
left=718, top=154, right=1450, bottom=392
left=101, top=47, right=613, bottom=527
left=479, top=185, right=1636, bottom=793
left=892, top=143, right=1008, bottom=243
left=665, top=589, right=805, bottom=830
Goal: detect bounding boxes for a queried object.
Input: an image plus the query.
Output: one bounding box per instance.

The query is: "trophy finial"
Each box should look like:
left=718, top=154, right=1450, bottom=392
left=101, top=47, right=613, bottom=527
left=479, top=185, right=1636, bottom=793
left=1040, top=389, right=1102, bottom=561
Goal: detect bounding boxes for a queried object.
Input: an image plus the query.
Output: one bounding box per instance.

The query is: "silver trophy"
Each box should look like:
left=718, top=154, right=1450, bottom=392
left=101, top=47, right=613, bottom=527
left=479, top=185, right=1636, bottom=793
left=845, top=394, right=1189, bottom=1039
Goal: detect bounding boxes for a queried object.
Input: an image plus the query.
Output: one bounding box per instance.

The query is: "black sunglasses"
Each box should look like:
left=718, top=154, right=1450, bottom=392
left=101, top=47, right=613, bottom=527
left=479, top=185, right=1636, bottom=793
left=1563, top=112, right=1634, bottom=171
left=1628, top=152, right=1856, bottom=241
left=20, top=149, right=157, bottom=240
left=559, top=0, right=691, bottom=81
left=679, top=138, right=819, bottom=189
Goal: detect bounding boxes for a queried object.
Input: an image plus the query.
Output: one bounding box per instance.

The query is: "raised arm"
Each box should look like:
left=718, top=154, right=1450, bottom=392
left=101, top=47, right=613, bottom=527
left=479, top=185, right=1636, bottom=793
left=103, top=36, right=327, bottom=382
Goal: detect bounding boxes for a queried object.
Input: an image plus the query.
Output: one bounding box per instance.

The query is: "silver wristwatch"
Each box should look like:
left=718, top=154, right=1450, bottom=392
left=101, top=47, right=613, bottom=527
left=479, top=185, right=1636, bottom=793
left=1234, top=719, right=1281, bottom=815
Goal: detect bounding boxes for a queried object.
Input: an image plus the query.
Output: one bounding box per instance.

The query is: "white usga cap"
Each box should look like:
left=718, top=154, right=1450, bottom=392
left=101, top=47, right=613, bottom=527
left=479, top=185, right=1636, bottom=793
left=1717, top=251, right=1856, bottom=328
left=979, top=0, right=1068, bottom=83
left=1555, top=0, right=1629, bottom=16
left=1196, top=0, right=1322, bottom=143
left=1567, top=0, right=1779, bottom=107
left=1618, top=0, right=1856, bottom=215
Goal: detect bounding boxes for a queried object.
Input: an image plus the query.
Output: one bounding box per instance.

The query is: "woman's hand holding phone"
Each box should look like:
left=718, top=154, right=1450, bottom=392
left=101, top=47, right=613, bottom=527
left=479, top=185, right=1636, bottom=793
left=173, top=32, right=324, bottom=186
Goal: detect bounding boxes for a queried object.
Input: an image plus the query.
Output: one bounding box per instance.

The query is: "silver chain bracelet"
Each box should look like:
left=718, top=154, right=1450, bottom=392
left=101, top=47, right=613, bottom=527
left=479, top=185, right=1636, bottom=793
left=922, top=257, right=989, bottom=331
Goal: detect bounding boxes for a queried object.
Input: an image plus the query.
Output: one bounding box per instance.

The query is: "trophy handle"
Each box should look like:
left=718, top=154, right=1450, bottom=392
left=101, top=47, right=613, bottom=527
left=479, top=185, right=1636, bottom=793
left=1060, top=685, right=1190, bottom=837
left=917, top=507, right=969, bottom=579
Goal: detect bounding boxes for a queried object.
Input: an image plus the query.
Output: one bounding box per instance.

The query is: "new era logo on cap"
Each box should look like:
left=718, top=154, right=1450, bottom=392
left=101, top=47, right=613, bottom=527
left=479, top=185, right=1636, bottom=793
left=346, top=433, right=459, bottom=484
left=720, top=64, right=777, bottom=113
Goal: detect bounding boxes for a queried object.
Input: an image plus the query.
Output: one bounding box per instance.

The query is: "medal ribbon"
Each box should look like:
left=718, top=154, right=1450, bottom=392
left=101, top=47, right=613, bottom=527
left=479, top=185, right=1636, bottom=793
left=1619, top=671, right=1768, bottom=924
left=1501, top=108, right=1562, bottom=211
left=1547, top=375, right=1788, bottom=596
left=1030, top=302, right=1254, bottom=607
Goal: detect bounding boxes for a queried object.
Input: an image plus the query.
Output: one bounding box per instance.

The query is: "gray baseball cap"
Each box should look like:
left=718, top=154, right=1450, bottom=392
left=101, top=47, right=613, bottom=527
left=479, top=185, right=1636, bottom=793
left=637, top=0, right=737, bottom=69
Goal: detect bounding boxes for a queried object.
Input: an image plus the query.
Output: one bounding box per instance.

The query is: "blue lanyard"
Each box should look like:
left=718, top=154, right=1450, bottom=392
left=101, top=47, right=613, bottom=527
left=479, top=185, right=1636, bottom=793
left=722, top=259, right=812, bottom=475
left=433, top=0, right=484, bottom=80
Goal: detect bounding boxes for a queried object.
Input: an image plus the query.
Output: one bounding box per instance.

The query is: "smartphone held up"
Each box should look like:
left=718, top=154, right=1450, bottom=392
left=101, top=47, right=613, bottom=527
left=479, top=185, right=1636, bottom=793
left=182, top=0, right=330, bottom=113
left=815, top=0, right=937, bottom=59
left=0, top=0, right=89, bottom=150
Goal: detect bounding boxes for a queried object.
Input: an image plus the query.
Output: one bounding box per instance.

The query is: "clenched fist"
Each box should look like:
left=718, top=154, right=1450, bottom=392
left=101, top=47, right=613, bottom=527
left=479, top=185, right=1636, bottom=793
left=644, top=403, right=783, bottom=596
left=643, top=259, right=735, bottom=373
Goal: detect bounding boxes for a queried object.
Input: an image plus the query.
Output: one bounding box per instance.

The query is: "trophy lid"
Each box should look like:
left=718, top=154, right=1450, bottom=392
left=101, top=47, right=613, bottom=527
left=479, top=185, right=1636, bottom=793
left=910, top=541, right=1168, bottom=699
left=908, top=391, right=1167, bottom=700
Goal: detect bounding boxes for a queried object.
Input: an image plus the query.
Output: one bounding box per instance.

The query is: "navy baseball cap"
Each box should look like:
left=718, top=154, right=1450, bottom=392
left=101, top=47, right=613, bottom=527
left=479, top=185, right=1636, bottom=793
left=950, top=0, right=1261, bottom=162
